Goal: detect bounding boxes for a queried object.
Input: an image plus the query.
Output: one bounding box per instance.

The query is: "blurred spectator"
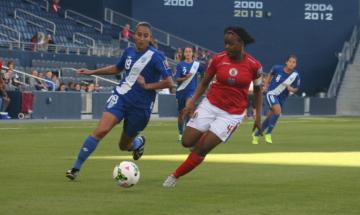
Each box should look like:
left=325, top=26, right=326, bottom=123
left=45, top=71, right=55, bottom=91
left=52, top=72, right=60, bottom=89
left=74, top=83, right=81, bottom=91
left=80, top=83, right=87, bottom=92
left=4, top=61, right=23, bottom=90
left=67, top=82, right=75, bottom=91
left=87, top=83, right=95, bottom=92
left=57, top=83, right=67, bottom=91
left=28, top=70, right=47, bottom=91
left=121, top=24, right=132, bottom=41
left=0, top=61, right=11, bottom=112
left=45, top=34, right=55, bottom=52
left=30, top=33, right=38, bottom=51
left=174, top=48, right=182, bottom=62
left=51, top=0, right=61, bottom=13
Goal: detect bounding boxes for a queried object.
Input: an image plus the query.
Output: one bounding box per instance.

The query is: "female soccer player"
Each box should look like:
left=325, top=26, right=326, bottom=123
left=175, top=47, right=204, bottom=143
left=252, top=55, right=300, bottom=144
left=66, top=22, right=173, bottom=180
left=163, top=26, right=263, bottom=187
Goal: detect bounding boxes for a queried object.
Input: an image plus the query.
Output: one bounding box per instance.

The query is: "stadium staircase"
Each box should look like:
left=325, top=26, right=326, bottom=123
left=336, top=53, right=360, bottom=115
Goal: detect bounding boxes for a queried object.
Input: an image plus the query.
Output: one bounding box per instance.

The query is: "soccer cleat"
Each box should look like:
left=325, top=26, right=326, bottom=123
left=252, top=132, right=259, bottom=145
left=177, top=134, right=182, bottom=144
left=265, top=134, right=273, bottom=144
left=66, top=168, right=79, bottom=180
left=163, top=175, right=177, bottom=188
left=133, top=136, right=146, bottom=160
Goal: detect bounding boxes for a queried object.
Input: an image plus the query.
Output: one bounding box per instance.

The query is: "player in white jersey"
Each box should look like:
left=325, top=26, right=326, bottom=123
left=252, top=55, right=301, bottom=144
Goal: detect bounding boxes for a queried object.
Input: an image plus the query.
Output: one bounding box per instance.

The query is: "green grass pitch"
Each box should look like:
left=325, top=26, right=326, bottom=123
left=1, top=117, right=359, bottom=215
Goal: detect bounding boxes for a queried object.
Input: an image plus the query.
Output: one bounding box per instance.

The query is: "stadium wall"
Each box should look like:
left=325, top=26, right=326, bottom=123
left=131, top=0, right=359, bottom=96
left=5, top=93, right=336, bottom=119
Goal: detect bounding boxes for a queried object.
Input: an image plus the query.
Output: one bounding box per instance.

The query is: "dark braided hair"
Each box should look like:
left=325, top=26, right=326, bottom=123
left=224, top=26, right=255, bottom=46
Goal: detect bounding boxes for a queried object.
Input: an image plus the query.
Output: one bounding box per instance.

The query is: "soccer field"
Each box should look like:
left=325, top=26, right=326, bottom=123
left=1, top=117, right=359, bottom=215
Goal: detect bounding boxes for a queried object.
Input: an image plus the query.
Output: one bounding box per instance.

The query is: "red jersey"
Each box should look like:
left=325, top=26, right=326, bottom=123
left=206, top=52, right=262, bottom=114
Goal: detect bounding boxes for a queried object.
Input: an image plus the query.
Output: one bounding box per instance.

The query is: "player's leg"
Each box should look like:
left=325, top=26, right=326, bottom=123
left=176, top=97, right=188, bottom=143
left=164, top=104, right=242, bottom=187
left=253, top=110, right=272, bottom=144
left=253, top=93, right=277, bottom=144
left=66, top=94, right=123, bottom=180
left=66, top=112, right=119, bottom=180
left=163, top=131, right=221, bottom=187
left=264, top=103, right=281, bottom=143
left=118, top=107, right=151, bottom=160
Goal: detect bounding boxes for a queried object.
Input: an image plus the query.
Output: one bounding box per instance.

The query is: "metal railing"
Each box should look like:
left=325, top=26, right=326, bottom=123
left=60, top=67, right=118, bottom=86
left=24, top=0, right=49, bottom=12
left=104, top=8, right=216, bottom=55
left=14, top=8, right=56, bottom=35
left=0, top=24, right=21, bottom=46
left=2, top=66, right=56, bottom=91
left=73, top=33, right=95, bottom=48
left=327, top=25, right=360, bottom=98
left=0, top=40, right=119, bottom=57
left=65, top=9, right=104, bottom=34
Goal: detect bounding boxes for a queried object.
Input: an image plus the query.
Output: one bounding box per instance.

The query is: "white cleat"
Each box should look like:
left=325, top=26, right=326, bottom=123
left=163, top=175, right=177, bottom=188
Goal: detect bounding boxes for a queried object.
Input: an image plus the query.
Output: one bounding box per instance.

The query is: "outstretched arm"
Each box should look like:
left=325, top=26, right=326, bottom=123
left=76, top=65, right=121, bottom=76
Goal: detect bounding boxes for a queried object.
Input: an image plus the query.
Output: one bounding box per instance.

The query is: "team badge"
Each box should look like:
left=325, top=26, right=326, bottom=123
left=229, top=68, right=238, bottom=77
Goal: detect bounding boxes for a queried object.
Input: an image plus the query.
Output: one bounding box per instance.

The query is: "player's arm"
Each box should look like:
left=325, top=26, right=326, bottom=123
left=137, top=55, right=174, bottom=90
left=287, top=75, right=300, bottom=93
left=76, top=65, right=121, bottom=76
left=182, top=72, right=214, bottom=118
left=137, top=76, right=173, bottom=90
left=286, top=85, right=298, bottom=93
left=191, top=72, right=213, bottom=103
left=262, top=71, right=272, bottom=92
left=176, top=73, right=192, bottom=84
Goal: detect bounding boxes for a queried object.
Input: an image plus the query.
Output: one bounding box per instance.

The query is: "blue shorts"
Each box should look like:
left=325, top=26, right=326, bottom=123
left=105, top=94, right=151, bottom=137
left=176, top=92, right=192, bottom=111
left=265, top=93, right=283, bottom=107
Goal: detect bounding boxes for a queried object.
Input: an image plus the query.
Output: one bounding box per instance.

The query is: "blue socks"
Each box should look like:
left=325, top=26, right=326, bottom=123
left=73, top=135, right=99, bottom=170
left=130, top=136, right=143, bottom=151
left=256, top=117, right=270, bottom=136
left=266, top=114, right=280, bottom=134
left=178, top=121, right=184, bottom=135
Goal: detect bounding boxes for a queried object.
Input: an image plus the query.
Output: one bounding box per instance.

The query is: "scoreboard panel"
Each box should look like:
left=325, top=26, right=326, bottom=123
left=132, top=0, right=359, bottom=95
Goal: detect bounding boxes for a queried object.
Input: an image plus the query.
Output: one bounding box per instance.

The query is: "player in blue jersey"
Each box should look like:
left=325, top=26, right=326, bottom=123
left=175, top=47, right=204, bottom=143
left=252, top=55, right=300, bottom=144
left=66, top=22, right=173, bottom=180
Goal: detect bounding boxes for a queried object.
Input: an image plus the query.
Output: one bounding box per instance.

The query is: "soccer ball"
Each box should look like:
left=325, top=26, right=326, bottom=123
left=112, top=161, right=140, bottom=188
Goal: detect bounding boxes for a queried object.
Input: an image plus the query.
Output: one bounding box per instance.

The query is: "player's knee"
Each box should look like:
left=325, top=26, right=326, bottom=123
left=181, top=137, right=194, bottom=148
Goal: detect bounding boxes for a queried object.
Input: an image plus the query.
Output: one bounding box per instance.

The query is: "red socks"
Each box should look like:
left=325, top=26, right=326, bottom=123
left=173, top=151, right=205, bottom=178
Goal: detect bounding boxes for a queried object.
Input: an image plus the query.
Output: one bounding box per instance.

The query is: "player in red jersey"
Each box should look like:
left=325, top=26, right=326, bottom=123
left=163, top=26, right=263, bottom=187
